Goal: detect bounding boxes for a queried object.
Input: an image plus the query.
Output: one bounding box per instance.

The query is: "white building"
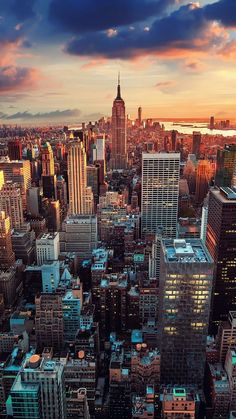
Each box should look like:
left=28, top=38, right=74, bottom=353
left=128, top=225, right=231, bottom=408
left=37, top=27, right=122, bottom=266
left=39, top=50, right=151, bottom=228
left=141, top=152, right=180, bottom=238
left=36, top=232, right=60, bottom=265
left=93, top=135, right=105, bottom=162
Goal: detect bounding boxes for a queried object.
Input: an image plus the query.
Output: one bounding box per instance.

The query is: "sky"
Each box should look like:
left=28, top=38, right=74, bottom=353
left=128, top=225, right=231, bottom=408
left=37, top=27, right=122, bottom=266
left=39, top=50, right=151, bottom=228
left=0, top=0, right=236, bottom=123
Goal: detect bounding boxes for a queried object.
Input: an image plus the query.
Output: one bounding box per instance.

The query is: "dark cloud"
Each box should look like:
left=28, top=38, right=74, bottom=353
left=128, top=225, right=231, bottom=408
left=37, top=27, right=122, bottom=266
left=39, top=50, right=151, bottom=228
left=0, top=0, right=36, bottom=21
left=204, top=0, right=236, bottom=27
left=65, top=4, right=209, bottom=58
left=0, top=66, right=38, bottom=93
left=49, top=0, right=177, bottom=34
left=1, top=109, right=81, bottom=121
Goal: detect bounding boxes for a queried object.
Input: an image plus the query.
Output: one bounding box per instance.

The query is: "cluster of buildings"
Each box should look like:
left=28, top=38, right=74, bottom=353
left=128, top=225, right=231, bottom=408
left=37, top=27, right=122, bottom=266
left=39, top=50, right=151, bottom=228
left=0, top=80, right=235, bottom=418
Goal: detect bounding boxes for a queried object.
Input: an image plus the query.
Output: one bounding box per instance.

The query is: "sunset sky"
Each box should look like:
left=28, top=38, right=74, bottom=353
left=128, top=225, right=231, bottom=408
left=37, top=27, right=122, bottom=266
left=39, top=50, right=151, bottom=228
left=0, top=0, right=236, bottom=122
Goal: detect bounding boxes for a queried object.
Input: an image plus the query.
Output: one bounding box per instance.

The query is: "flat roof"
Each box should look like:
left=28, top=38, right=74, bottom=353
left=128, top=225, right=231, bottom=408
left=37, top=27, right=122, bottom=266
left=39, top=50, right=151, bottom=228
left=163, top=238, right=213, bottom=263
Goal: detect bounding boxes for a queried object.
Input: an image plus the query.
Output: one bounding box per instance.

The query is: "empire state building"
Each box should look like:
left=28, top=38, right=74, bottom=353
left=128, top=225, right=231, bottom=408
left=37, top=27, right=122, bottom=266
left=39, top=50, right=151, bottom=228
left=110, top=75, right=127, bottom=170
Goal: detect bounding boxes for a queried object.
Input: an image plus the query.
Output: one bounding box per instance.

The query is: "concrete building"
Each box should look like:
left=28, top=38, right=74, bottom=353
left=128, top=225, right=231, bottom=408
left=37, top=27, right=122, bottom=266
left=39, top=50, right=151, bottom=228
left=131, top=345, right=160, bottom=394
left=12, top=223, right=35, bottom=265
left=141, top=153, right=180, bottom=238
left=0, top=182, right=24, bottom=229
left=7, top=139, right=22, bottom=161
left=36, top=232, right=60, bottom=265
left=0, top=211, right=15, bottom=270
left=161, top=387, right=198, bottom=419
left=217, top=311, right=236, bottom=365
left=206, top=363, right=230, bottom=419
left=41, top=261, right=60, bottom=293
left=225, top=347, right=236, bottom=411
left=8, top=353, right=66, bottom=419
left=35, top=293, right=64, bottom=351
left=62, top=280, right=83, bottom=342
left=41, top=142, right=55, bottom=176
left=60, top=215, right=97, bottom=261
left=159, top=238, right=214, bottom=386
left=0, top=158, right=31, bottom=209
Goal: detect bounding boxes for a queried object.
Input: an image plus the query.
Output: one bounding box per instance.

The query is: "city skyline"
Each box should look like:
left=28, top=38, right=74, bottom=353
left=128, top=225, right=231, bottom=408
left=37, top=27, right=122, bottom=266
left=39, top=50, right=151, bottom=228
left=0, top=0, right=236, bottom=122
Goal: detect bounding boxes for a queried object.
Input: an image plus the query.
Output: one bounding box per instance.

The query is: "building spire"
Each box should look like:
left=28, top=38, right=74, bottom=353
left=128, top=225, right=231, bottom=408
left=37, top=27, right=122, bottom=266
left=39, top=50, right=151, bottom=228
left=116, top=71, right=122, bottom=100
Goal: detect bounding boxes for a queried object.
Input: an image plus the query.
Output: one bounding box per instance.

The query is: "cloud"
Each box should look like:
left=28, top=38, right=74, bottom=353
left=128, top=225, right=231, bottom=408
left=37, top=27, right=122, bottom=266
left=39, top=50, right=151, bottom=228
left=0, top=109, right=82, bottom=121
left=49, top=0, right=177, bottom=34
left=64, top=4, right=220, bottom=59
left=155, top=81, right=176, bottom=91
left=204, top=0, right=236, bottom=28
left=0, top=66, right=40, bottom=93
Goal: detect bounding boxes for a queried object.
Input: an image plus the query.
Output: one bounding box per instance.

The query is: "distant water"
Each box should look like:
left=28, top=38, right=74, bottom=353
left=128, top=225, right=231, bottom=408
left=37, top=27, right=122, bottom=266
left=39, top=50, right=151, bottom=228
left=159, top=121, right=236, bottom=137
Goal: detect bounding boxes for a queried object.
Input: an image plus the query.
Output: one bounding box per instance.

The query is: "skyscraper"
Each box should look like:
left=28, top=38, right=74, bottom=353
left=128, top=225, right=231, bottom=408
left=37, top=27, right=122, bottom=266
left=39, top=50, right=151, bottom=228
left=110, top=75, right=127, bottom=170
left=206, top=187, right=236, bottom=327
left=159, top=238, right=214, bottom=386
left=215, top=144, right=236, bottom=188
left=192, top=131, right=201, bottom=159
left=0, top=211, right=15, bottom=269
left=138, top=106, right=142, bottom=126
left=41, top=142, right=55, bottom=176
left=0, top=182, right=24, bottom=229
left=141, top=153, right=180, bottom=238
left=7, top=139, right=22, bottom=161
left=195, top=159, right=212, bottom=204
left=68, top=140, right=94, bottom=215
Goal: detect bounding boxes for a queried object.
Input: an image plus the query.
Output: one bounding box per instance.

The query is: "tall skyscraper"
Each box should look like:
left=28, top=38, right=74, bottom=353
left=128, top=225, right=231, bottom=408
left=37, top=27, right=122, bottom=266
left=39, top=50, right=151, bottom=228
left=110, top=75, right=127, bottom=170
left=138, top=106, right=142, bottom=126
left=41, top=142, right=55, bottom=176
left=68, top=140, right=94, bottom=215
left=0, top=182, right=24, bottom=229
left=159, top=238, right=214, bottom=386
left=0, top=211, right=15, bottom=269
left=195, top=159, right=212, bottom=204
left=206, top=187, right=236, bottom=327
left=215, top=144, right=236, bottom=188
left=192, top=131, right=201, bottom=159
left=7, top=139, right=22, bottom=161
left=141, top=153, right=180, bottom=238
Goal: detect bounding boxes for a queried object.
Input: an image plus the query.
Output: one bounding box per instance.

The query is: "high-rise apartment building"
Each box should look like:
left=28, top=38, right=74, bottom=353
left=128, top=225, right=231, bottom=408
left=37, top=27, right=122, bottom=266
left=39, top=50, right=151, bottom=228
left=159, top=238, right=214, bottom=386
left=206, top=187, right=236, bottom=326
left=36, top=232, right=60, bottom=265
left=0, top=211, right=15, bottom=269
left=0, top=182, right=24, bottom=229
left=0, top=158, right=31, bottom=210
left=110, top=76, right=127, bottom=170
left=141, top=153, right=180, bottom=238
left=68, top=140, right=94, bottom=215
left=192, top=131, right=201, bottom=159
left=215, top=144, right=236, bottom=188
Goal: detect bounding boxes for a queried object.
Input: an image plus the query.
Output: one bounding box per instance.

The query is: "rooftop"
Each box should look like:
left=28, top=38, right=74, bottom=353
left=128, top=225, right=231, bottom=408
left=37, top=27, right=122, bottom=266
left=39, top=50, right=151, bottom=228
left=163, top=238, right=212, bottom=263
